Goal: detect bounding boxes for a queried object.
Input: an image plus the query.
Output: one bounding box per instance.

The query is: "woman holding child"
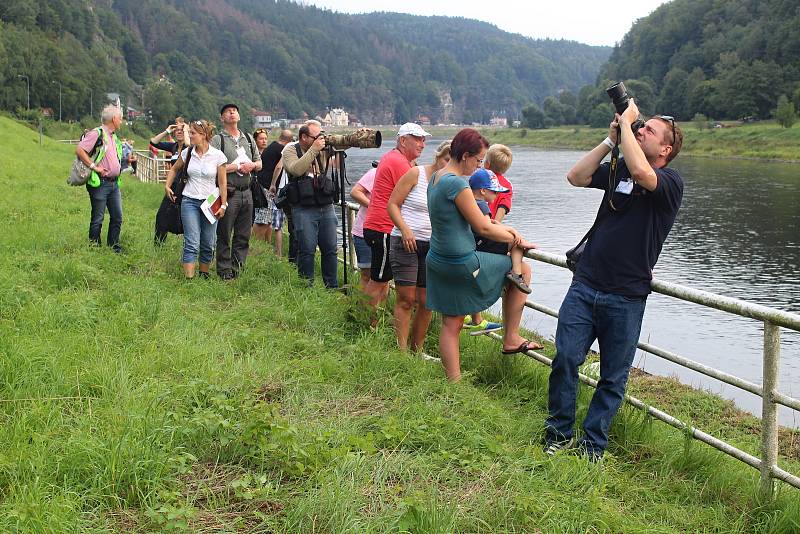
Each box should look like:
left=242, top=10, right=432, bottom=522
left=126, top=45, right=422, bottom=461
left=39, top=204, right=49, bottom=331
left=386, top=140, right=451, bottom=352
left=426, top=128, right=535, bottom=381
left=164, top=120, right=228, bottom=279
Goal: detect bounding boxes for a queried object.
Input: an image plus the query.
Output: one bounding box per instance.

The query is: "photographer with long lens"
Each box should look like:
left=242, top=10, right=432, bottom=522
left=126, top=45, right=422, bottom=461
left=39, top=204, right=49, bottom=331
left=544, top=84, right=684, bottom=461
left=281, top=120, right=339, bottom=288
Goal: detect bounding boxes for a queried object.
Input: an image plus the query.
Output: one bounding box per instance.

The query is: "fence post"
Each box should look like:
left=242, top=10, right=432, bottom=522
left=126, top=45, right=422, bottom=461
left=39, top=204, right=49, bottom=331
left=760, top=321, right=780, bottom=498
left=347, top=208, right=357, bottom=271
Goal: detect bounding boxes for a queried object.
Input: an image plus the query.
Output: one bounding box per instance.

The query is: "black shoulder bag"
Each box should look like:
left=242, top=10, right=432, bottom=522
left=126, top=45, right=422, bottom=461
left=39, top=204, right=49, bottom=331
left=565, top=198, right=610, bottom=272
left=171, top=145, right=193, bottom=203
left=565, top=139, right=623, bottom=272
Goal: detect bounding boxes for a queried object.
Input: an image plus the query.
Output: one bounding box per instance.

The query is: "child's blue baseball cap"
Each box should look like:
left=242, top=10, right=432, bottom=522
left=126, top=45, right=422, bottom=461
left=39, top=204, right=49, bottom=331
left=469, top=168, right=509, bottom=192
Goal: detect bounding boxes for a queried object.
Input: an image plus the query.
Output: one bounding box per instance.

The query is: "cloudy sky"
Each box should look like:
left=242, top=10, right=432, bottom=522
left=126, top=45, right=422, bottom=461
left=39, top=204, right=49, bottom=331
left=302, top=0, right=670, bottom=47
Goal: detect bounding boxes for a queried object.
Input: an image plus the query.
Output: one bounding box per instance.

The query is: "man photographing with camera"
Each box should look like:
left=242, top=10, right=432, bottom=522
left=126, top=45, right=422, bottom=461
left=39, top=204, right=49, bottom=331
left=544, top=96, right=684, bottom=461
left=281, top=119, right=339, bottom=288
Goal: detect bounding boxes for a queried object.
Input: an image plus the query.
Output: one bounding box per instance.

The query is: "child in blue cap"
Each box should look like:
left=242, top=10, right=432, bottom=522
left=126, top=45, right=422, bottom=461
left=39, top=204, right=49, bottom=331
left=469, top=168, right=533, bottom=294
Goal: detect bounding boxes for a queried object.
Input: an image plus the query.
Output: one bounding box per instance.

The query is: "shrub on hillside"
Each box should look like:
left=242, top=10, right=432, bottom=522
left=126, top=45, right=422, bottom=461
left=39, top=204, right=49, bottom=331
left=774, top=95, right=797, bottom=128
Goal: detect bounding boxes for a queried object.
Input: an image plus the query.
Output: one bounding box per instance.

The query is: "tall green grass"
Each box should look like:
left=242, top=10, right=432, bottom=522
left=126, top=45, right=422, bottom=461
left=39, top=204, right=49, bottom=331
left=0, top=116, right=798, bottom=532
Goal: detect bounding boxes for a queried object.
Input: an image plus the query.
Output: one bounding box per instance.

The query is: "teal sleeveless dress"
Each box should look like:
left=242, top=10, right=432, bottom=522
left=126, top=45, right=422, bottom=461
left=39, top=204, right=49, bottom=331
left=425, top=172, right=511, bottom=316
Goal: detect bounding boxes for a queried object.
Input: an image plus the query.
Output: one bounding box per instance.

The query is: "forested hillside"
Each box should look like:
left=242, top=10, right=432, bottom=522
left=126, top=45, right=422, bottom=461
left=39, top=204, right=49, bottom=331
left=596, top=0, right=800, bottom=121
left=0, top=0, right=609, bottom=127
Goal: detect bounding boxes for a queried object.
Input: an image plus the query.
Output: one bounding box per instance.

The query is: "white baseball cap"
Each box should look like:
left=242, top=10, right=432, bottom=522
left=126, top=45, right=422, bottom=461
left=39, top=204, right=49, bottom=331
left=397, top=122, right=432, bottom=138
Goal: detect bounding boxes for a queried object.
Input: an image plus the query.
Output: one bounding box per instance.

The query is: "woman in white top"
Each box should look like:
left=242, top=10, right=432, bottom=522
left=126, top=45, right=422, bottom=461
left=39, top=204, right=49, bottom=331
left=386, top=141, right=451, bottom=352
left=164, top=120, right=228, bottom=279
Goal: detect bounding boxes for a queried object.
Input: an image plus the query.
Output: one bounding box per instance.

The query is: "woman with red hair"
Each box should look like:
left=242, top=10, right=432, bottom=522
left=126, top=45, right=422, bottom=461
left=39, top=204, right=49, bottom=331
left=426, top=128, right=535, bottom=381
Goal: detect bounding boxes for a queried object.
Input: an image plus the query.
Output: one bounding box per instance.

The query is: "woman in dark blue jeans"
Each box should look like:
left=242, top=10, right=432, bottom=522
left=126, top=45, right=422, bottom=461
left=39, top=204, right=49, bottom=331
left=164, top=120, right=228, bottom=278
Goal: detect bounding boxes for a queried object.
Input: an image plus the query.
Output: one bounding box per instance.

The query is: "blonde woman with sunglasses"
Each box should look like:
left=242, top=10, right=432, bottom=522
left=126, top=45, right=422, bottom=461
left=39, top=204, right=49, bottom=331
left=165, top=120, right=228, bottom=279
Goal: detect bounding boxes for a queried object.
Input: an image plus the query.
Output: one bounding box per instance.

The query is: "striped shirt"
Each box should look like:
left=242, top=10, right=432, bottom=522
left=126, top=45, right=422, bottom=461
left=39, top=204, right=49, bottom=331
left=391, top=165, right=432, bottom=241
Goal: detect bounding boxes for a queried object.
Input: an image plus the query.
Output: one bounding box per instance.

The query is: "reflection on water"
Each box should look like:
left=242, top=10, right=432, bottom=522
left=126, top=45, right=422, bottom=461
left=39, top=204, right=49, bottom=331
left=339, top=140, right=800, bottom=427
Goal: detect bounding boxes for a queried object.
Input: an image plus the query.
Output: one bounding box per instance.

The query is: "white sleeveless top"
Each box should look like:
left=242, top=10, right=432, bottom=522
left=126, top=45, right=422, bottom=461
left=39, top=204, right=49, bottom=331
left=391, top=165, right=431, bottom=241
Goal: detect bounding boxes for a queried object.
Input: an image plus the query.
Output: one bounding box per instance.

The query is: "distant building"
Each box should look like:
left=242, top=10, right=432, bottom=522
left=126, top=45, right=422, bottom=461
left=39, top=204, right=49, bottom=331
left=252, top=110, right=272, bottom=129
left=126, top=107, right=144, bottom=120
left=489, top=117, right=508, bottom=127
left=323, top=108, right=348, bottom=127
left=511, top=120, right=522, bottom=128
left=40, top=107, right=54, bottom=118
left=417, top=115, right=431, bottom=126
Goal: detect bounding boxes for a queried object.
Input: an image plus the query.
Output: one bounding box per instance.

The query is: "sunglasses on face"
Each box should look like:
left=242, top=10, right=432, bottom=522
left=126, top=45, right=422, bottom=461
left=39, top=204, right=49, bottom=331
left=655, top=115, right=676, bottom=146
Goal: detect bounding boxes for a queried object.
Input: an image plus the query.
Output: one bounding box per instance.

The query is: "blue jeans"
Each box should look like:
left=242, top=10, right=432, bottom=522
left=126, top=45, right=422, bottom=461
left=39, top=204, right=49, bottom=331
left=181, top=197, right=217, bottom=264
left=353, top=235, right=372, bottom=269
left=545, top=280, right=647, bottom=455
left=293, top=204, right=339, bottom=288
left=86, top=180, right=123, bottom=250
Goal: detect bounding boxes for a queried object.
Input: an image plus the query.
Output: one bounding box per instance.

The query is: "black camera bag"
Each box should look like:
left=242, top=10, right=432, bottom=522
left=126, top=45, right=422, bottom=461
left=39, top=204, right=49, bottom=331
left=566, top=190, right=611, bottom=272
left=170, top=145, right=193, bottom=203
left=287, top=144, right=336, bottom=207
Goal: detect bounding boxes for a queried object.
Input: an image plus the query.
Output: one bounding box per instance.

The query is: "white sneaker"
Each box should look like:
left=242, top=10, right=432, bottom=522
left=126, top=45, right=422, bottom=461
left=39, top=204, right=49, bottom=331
left=419, top=352, right=441, bottom=363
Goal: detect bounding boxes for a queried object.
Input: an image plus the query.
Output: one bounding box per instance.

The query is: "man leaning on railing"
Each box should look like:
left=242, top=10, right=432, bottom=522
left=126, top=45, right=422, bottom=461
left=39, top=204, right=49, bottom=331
left=543, top=99, right=685, bottom=461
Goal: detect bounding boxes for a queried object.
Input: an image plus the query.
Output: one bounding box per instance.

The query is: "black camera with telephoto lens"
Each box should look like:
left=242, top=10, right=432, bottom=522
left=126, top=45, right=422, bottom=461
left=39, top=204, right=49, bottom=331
left=606, top=81, right=645, bottom=133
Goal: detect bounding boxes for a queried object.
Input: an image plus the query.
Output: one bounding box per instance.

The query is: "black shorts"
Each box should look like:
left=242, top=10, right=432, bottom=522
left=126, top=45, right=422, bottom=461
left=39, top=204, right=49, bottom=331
left=363, top=228, right=393, bottom=282
left=389, top=236, right=429, bottom=287
left=476, top=237, right=509, bottom=255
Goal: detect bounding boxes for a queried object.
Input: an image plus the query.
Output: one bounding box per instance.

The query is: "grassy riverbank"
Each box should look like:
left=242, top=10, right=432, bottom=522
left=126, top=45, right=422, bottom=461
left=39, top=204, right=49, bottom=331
left=1, top=116, right=798, bottom=532
left=476, top=121, right=800, bottom=162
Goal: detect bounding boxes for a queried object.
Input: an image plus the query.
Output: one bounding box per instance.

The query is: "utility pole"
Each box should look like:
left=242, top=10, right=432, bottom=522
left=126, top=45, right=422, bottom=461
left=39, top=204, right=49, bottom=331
left=17, top=74, right=30, bottom=110
left=52, top=81, right=62, bottom=121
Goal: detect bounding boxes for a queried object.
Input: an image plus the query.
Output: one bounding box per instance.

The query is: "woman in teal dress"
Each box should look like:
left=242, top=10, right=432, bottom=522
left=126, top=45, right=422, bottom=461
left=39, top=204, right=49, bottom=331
left=426, top=129, right=535, bottom=381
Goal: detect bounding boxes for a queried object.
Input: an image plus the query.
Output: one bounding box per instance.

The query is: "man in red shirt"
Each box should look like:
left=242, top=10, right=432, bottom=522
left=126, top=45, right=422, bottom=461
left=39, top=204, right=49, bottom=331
left=362, top=122, right=430, bottom=309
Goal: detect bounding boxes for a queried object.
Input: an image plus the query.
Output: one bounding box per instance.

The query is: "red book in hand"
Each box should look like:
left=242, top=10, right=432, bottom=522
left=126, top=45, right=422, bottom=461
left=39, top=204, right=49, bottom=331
left=209, top=195, right=222, bottom=214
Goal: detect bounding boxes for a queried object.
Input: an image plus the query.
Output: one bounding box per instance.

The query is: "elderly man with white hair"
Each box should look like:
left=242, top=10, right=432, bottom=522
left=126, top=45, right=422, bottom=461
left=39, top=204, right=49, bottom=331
left=75, top=104, right=125, bottom=252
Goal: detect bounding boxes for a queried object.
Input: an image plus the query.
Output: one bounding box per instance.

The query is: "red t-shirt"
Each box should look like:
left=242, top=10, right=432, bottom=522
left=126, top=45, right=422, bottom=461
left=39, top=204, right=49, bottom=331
left=363, top=148, right=412, bottom=233
left=489, top=172, right=513, bottom=219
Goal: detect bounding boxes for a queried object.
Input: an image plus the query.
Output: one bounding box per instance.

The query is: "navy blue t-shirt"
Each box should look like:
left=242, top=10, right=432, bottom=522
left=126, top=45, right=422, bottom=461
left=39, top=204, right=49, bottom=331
left=574, top=159, right=683, bottom=297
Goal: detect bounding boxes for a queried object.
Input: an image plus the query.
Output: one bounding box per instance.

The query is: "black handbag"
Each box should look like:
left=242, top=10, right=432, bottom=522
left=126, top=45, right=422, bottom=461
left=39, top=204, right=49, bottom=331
left=251, top=175, right=269, bottom=209
left=566, top=194, right=610, bottom=272
left=154, top=146, right=192, bottom=239
left=155, top=194, right=184, bottom=236
left=274, top=183, right=291, bottom=209
left=170, top=146, right=192, bottom=203
left=565, top=240, right=588, bottom=272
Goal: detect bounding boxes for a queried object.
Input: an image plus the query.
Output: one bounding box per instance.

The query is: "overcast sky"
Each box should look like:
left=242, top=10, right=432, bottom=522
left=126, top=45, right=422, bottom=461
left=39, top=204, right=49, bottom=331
left=302, top=0, right=670, bottom=47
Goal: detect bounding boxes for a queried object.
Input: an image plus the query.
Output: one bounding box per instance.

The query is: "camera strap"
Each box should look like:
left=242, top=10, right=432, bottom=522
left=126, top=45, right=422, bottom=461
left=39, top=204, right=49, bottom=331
left=608, top=127, right=632, bottom=212
left=291, top=143, right=328, bottom=181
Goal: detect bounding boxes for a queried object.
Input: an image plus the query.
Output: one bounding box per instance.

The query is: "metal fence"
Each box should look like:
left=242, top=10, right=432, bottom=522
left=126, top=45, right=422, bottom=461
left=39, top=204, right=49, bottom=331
left=337, top=200, right=799, bottom=496
left=135, top=151, right=170, bottom=183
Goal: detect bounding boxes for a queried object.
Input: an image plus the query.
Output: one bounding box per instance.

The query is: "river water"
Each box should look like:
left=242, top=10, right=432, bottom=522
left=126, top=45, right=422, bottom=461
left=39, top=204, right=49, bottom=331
left=338, top=140, right=800, bottom=426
